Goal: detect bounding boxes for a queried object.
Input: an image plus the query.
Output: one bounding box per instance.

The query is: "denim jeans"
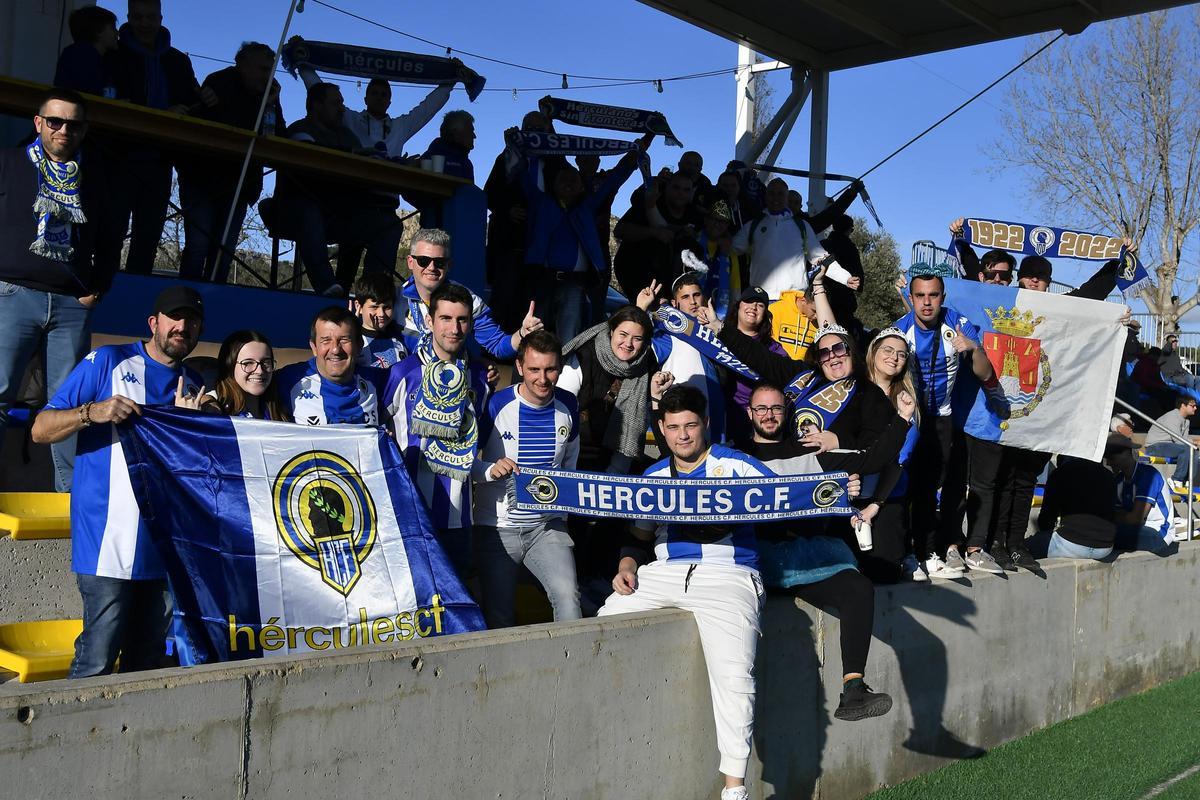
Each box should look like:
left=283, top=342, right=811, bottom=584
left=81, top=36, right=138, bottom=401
left=474, top=518, right=582, bottom=629
left=114, top=156, right=173, bottom=275
left=69, top=573, right=173, bottom=678
left=535, top=275, right=590, bottom=344
left=1144, top=441, right=1198, bottom=483
left=272, top=193, right=403, bottom=293
left=1047, top=531, right=1113, bottom=561
left=179, top=176, right=248, bottom=283
left=1115, top=524, right=1172, bottom=554
left=0, top=281, right=92, bottom=491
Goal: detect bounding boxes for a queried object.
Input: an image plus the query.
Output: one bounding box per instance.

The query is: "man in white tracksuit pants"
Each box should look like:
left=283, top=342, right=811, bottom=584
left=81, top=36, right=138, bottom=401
left=598, top=384, right=769, bottom=800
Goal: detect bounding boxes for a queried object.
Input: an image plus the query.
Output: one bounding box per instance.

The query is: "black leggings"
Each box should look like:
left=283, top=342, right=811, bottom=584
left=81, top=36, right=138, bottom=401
left=791, top=569, right=875, bottom=676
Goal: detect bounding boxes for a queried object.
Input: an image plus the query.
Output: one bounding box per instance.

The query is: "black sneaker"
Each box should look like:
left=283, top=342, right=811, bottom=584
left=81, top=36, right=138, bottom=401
left=835, top=679, right=893, bottom=721
left=1011, top=547, right=1039, bottom=571
left=990, top=546, right=1017, bottom=571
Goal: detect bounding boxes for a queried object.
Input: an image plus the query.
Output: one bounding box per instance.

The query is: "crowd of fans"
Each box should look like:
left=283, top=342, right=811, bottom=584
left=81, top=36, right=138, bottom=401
left=0, top=5, right=1193, bottom=798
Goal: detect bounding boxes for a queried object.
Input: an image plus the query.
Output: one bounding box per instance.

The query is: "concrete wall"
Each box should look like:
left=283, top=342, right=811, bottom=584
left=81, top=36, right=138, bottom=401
left=2, top=545, right=1199, bottom=799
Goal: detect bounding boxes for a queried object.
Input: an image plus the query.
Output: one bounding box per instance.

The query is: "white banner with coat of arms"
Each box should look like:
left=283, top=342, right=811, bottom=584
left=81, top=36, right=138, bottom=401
left=945, top=278, right=1127, bottom=462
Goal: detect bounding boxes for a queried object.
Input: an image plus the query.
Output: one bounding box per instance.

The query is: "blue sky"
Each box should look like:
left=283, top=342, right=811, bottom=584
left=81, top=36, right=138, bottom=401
left=97, top=0, right=1194, bottom=310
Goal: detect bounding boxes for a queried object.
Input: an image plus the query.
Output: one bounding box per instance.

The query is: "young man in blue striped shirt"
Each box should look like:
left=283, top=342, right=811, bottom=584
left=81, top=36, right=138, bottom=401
left=473, top=330, right=581, bottom=628
left=598, top=385, right=769, bottom=800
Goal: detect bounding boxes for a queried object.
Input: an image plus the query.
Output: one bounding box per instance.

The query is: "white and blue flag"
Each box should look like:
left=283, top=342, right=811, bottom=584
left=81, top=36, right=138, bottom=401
left=946, top=278, right=1125, bottom=461
left=118, top=408, right=484, bottom=665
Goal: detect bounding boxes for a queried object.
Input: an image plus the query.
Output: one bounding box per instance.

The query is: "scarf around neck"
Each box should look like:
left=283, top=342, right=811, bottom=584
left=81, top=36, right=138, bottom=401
left=410, top=333, right=477, bottom=480
left=563, top=322, right=655, bottom=460
left=26, top=140, right=85, bottom=262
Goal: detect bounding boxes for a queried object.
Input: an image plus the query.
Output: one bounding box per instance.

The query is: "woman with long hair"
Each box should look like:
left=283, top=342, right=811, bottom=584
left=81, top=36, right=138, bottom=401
left=721, top=286, right=786, bottom=445
left=204, top=330, right=287, bottom=420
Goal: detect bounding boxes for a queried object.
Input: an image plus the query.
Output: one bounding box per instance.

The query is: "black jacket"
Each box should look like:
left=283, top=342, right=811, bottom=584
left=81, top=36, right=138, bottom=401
left=0, top=143, right=118, bottom=296
left=110, top=25, right=200, bottom=110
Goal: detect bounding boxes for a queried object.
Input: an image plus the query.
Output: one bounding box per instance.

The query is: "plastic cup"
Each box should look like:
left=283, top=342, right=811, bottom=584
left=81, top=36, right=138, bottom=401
left=430, top=154, right=446, bottom=173
left=420, top=158, right=434, bottom=171
left=855, top=520, right=874, bottom=552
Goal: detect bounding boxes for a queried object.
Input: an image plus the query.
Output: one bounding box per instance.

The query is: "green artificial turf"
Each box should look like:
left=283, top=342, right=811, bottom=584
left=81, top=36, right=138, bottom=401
left=867, top=670, right=1200, bottom=800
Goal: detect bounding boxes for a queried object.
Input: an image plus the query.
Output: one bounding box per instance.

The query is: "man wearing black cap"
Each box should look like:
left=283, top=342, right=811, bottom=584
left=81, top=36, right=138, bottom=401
left=32, top=286, right=205, bottom=677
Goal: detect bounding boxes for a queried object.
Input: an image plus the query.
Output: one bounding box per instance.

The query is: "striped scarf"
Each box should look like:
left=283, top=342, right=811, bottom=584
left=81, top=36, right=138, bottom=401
left=26, top=140, right=85, bottom=262
left=411, top=333, right=477, bottom=480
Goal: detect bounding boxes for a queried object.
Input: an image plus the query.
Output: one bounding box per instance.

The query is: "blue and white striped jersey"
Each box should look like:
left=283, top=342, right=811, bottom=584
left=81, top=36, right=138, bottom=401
left=1119, top=463, right=1176, bottom=544
left=651, top=330, right=726, bottom=442
left=397, top=278, right=517, bottom=359
left=474, top=385, right=580, bottom=527
left=357, top=326, right=408, bottom=370
left=275, top=359, right=388, bottom=427
left=45, top=342, right=203, bottom=579
left=893, top=305, right=981, bottom=418
left=637, top=444, right=773, bottom=572
left=385, top=353, right=492, bottom=531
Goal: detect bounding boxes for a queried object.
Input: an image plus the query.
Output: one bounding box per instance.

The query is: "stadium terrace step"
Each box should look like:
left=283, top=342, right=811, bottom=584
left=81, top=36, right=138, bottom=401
left=1137, top=450, right=1178, bottom=465
left=0, top=493, right=70, bottom=540
left=0, top=619, right=81, bottom=682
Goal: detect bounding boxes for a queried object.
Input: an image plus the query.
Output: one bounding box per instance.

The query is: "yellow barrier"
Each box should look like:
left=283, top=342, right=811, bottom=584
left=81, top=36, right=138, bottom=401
left=0, top=492, right=70, bottom=539
left=0, top=620, right=81, bottom=682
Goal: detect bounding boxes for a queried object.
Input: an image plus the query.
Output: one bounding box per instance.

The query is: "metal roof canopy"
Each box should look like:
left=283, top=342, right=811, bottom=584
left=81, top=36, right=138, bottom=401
left=636, top=0, right=1194, bottom=72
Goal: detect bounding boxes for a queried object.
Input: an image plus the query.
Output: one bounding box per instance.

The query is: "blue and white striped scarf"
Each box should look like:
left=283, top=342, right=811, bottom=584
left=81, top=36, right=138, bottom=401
left=411, top=333, right=477, bottom=480
left=26, top=140, right=85, bottom=262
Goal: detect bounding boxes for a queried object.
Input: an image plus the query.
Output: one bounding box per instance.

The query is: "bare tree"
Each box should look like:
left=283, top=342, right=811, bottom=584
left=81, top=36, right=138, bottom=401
left=751, top=54, right=777, bottom=151
left=995, top=10, right=1200, bottom=331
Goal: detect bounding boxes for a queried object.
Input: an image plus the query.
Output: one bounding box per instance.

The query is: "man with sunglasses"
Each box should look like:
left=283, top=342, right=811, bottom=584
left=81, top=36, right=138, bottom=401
left=892, top=274, right=1000, bottom=575
left=397, top=227, right=541, bottom=359
left=0, top=89, right=118, bottom=493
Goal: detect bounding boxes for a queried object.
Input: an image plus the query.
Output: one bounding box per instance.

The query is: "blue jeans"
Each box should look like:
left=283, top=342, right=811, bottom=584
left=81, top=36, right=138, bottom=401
left=69, top=574, right=172, bottom=678
left=535, top=275, right=590, bottom=344
left=1115, top=524, right=1172, bottom=554
left=1047, top=531, right=1113, bottom=561
left=0, top=281, right=92, bottom=492
left=474, top=519, right=582, bottom=629
left=1144, top=442, right=1198, bottom=483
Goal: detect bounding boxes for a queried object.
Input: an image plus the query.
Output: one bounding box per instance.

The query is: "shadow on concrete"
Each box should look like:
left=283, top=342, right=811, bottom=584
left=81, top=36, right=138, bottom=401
left=883, top=584, right=987, bottom=761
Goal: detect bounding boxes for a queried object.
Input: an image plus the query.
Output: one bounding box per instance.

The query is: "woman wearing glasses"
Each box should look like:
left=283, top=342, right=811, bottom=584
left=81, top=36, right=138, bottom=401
left=201, top=330, right=287, bottom=420
left=721, top=286, right=787, bottom=446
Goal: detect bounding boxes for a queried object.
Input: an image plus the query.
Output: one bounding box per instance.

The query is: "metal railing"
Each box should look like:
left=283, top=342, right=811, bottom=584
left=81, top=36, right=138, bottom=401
left=1114, top=396, right=1195, bottom=541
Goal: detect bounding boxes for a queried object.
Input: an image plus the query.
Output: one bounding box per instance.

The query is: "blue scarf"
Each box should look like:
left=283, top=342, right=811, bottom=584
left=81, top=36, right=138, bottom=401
left=505, top=130, right=651, bottom=186
left=410, top=334, right=477, bottom=480
left=786, top=371, right=858, bottom=434
left=951, top=216, right=1150, bottom=297
left=538, top=96, right=681, bottom=147
left=281, top=37, right=486, bottom=101
left=654, top=306, right=759, bottom=382
left=513, top=467, right=851, bottom=524
left=26, top=140, right=85, bottom=263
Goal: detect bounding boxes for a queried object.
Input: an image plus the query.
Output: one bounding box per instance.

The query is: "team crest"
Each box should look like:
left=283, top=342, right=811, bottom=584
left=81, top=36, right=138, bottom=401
left=1118, top=249, right=1139, bottom=282
left=983, top=306, right=1051, bottom=428
left=273, top=450, right=377, bottom=596
left=1029, top=227, right=1056, bottom=256
left=528, top=475, right=559, bottom=504
left=812, top=480, right=842, bottom=508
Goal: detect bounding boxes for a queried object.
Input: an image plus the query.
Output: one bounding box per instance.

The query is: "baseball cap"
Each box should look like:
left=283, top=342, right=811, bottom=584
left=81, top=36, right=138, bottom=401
left=739, top=286, right=769, bottom=304
left=1018, top=256, right=1053, bottom=282
left=153, top=285, right=204, bottom=317
left=1104, top=432, right=1135, bottom=456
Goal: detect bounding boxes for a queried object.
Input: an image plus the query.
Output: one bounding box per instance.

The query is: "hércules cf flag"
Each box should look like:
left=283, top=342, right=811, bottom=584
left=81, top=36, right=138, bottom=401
left=945, top=278, right=1126, bottom=461
left=118, top=408, right=484, bottom=665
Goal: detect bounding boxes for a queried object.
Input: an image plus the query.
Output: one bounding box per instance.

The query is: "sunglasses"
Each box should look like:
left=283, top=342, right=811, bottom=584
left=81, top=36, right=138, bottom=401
left=817, top=341, right=849, bottom=363
left=39, top=115, right=87, bottom=133
left=983, top=270, right=1013, bottom=285
left=411, top=255, right=448, bottom=270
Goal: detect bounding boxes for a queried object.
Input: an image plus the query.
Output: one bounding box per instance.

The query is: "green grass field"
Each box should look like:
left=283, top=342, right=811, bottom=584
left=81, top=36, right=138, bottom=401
left=867, top=670, right=1200, bottom=800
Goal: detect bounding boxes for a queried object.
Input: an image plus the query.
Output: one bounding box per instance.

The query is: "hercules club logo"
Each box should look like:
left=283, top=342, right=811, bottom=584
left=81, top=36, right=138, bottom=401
left=1118, top=249, right=1139, bottom=282
left=982, top=306, right=1051, bottom=428
left=273, top=450, right=377, bottom=595
left=1029, top=227, right=1056, bottom=256
left=812, top=480, right=843, bottom=508
left=655, top=306, right=689, bottom=335
left=528, top=475, right=559, bottom=504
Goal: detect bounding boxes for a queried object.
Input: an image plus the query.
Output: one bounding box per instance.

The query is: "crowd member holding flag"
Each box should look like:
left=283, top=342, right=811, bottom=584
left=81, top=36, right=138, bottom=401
left=598, top=385, right=771, bottom=800
left=350, top=273, right=408, bottom=369
left=511, top=130, right=650, bottom=341
left=398, top=228, right=539, bottom=360
left=741, top=382, right=892, bottom=721
left=201, top=329, right=287, bottom=420
left=387, top=282, right=493, bottom=577
left=892, top=274, right=997, bottom=575
left=31, top=285, right=205, bottom=677
left=275, top=307, right=389, bottom=427
left=473, top=331, right=582, bottom=628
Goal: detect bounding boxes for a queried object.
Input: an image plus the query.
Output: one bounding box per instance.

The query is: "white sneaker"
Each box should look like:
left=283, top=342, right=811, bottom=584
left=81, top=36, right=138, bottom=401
left=721, top=788, right=750, bottom=800
left=941, top=547, right=968, bottom=575
left=902, top=554, right=929, bottom=582
left=924, top=553, right=959, bottom=579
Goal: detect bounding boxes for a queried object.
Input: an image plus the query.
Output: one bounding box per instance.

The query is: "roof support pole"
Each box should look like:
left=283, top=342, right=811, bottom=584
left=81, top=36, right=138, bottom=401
left=734, top=43, right=757, bottom=164
left=807, top=68, right=830, bottom=212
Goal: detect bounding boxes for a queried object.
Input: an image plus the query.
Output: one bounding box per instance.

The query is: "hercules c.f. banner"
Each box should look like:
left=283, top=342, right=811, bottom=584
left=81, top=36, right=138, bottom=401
left=118, top=408, right=484, bottom=665
left=513, top=467, right=852, bottom=524
left=281, top=36, right=487, bottom=101
left=539, top=96, right=682, bottom=147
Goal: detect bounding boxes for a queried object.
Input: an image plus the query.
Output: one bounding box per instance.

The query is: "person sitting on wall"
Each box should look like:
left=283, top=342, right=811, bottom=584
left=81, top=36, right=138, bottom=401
left=1104, top=433, right=1178, bottom=554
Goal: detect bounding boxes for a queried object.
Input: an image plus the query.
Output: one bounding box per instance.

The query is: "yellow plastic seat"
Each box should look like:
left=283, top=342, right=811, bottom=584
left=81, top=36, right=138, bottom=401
left=0, top=620, right=82, bottom=682
left=0, top=492, right=71, bottom=540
